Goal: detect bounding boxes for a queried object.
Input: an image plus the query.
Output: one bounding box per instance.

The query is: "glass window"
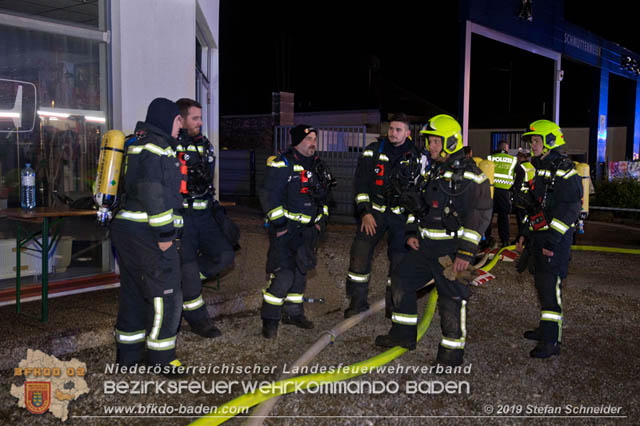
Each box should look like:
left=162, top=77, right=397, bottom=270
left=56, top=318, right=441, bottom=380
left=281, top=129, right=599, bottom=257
left=0, top=23, right=112, bottom=286
left=0, top=0, right=106, bottom=30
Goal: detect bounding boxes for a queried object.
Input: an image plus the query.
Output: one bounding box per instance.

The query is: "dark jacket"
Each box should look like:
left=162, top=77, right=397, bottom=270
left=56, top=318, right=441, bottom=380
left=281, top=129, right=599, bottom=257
left=528, top=149, right=583, bottom=251
left=116, top=121, right=183, bottom=242
left=407, top=151, right=493, bottom=262
left=262, top=148, right=329, bottom=233
left=354, top=137, right=420, bottom=217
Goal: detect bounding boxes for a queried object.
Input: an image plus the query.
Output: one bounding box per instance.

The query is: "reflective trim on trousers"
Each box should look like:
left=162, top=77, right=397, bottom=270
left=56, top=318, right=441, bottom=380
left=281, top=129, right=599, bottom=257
left=150, top=297, right=163, bottom=341
left=183, top=295, right=205, bottom=311
left=285, top=293, right=304, bottom=303
left=392, top=312, right=418, bottom=325
left=146, top=336, right=176, bottom=351
left=115, top=329, right=146, bottom=344
left=440, top=337, right=465, bottom=349
left=347, top=272, right=370, bottom=283
left=555, top=276, right=562, bottom=307
left=541, top=310, right=563, bottom=322
left=262, top=289, right=285, bottom=306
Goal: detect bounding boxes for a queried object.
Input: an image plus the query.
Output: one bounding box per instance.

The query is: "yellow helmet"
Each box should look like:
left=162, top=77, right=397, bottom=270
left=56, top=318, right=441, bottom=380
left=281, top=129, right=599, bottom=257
left=522, top=119, right=565, bottom=151
left=420, top=114, right=463, bottom=156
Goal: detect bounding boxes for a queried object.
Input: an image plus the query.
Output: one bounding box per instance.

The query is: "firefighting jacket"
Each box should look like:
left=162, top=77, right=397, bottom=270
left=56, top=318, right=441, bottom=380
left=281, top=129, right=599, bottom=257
left=513, top=161, right=536, bottom=194
left=526, top=149, right=583, bottom=251
left=176, top=133, right=216, bottom=212
left=406, top=151, right=492, bottom=262
left=262, top=148, right=330, bottom=233
left=488, top=150, right=517, bottom=190
left=115, top=121, right=184, bottom=242
left=354, top=137, right=420, bottom=217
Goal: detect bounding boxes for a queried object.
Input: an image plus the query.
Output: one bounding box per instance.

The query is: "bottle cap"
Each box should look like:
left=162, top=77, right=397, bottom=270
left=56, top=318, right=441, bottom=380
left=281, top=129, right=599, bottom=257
left=26, top=163, right=31, bottom=167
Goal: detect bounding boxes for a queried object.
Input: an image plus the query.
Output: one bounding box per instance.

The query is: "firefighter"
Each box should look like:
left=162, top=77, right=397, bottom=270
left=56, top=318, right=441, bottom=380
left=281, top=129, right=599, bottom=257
left=175, top=98, right=234, bottom=339
left=110, top=98, right=184, bottom=368
left=375, top=114, right=492, bottom=367
left=485, top=140, right=517, bottom=247
left=345, top=112, right=422, bottom=319
left=516, top=120, right=582, bottom=358
left=260, top=124, right=334, bottom=338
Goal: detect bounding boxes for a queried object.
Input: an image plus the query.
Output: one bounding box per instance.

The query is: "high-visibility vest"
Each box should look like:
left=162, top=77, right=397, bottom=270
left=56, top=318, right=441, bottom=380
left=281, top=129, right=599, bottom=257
left=488, top=152, right=517, bottom=190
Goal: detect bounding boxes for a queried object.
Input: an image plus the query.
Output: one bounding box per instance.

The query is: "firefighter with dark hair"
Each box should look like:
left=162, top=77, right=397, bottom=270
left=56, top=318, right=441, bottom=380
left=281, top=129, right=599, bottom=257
left=260, top=124, right=335, bottom=338
left=375, top=114, right=492, bottom=367
left=111, top=97, right=184, bottom=368
left=175, top=98, right=235, bottom=338
left=516, top=119, right=582, bottom=358
left=344, top=112, right=423, bottom=319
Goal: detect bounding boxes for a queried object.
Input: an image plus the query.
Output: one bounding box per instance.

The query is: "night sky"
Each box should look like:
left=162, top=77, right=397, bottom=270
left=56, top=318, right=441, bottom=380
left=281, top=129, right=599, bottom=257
left=219, top=1, right=639, bottom=128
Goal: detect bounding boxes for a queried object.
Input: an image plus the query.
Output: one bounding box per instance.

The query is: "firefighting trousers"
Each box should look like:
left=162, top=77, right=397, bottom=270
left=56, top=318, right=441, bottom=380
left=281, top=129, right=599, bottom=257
left=485, top=188, right=512, bottom=244
left=346, top=210, right=409, bottom=315
left=530, top=228, right=574, bottom=343
left=388, top=242, right=469, bottom=360
left=180, top=210, right=235, bottom=326
left=111, top=220, right=182, bottom=366
left=261, top=223, right=310, bottom=321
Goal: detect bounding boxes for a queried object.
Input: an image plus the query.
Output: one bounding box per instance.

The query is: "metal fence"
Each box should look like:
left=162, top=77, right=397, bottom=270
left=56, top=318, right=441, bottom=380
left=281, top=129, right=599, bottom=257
left=273, top=125, right=367, bottom=153
left=491, top=131, right=525, bottom=151
left=219, top=150, right=255, bottom=197
left=274, top=125, right=368, bottom=218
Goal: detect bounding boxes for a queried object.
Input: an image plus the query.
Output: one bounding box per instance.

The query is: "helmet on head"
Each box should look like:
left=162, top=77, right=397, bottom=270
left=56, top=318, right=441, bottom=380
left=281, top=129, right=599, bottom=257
left=420, top=114, right=463, bottom=156
left=522, top=119, right=565, bottom=151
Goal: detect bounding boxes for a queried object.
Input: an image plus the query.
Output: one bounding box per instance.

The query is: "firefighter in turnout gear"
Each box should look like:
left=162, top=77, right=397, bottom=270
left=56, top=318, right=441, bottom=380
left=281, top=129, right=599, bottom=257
left=375, top=114, right=492, bottom=367
left=486, top=140, right=517, bottom=247
left=345, top=113, right=423, bottom=319
left=110, top=98, right=185, bottom=368
left=516, top=119, right=582, bottom=358
left=260, top=125, right=334, bottom=338
left=175, top=98, right=235, bottom=339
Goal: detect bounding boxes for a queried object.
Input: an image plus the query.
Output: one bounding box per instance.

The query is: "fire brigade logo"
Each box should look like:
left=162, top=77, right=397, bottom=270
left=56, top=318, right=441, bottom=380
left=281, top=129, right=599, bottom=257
left=25, top=381, right=51, bottom=415
left=11, top=349, right=89, bottom=422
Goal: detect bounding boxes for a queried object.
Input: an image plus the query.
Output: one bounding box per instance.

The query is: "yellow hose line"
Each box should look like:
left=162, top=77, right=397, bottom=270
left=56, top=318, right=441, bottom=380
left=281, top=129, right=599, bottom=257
left=571, top=245, right=640, bottom=255
left=481, top=245, right=640, bottom=273
left=190, top=290, right=439, bottom=426
left=481, top=245, right=516, bottom=272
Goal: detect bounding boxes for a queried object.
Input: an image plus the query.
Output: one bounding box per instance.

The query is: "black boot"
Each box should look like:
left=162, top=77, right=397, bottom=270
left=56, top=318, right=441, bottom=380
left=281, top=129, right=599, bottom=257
left=344, top=304, right=369, bottom=318
left=530, top=341, right=561, bottom=358
left=523, top=328, right=543, bottom=341
left=262, top=319, right=278, bottom=339
left=344, top=281, right=369, bottom=318
left=436, top=345, right=464, bottom=367
left=374, top=333, right=416, bottom=350
left=282, top=314, right=314, bottom=329
left=191, top=319, right=222, bottom=339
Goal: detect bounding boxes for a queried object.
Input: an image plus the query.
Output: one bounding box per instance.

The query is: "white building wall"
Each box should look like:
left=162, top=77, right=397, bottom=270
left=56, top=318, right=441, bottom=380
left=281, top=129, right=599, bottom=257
left=196, top=0, right=220, bottom=194
left=111, top=0, right=197, bottom=133
left=110, top=0, right=220, bottom=192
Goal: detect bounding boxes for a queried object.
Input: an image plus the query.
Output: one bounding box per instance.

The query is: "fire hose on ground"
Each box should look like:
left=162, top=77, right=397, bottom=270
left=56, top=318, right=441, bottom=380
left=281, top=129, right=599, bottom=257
left=191, top=243, right=640, bottom=425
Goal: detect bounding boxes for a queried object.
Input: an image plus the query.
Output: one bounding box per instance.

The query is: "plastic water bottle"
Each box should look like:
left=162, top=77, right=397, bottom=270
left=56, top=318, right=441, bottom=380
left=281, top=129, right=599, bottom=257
left=21, top=163, right=36, bottom=210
